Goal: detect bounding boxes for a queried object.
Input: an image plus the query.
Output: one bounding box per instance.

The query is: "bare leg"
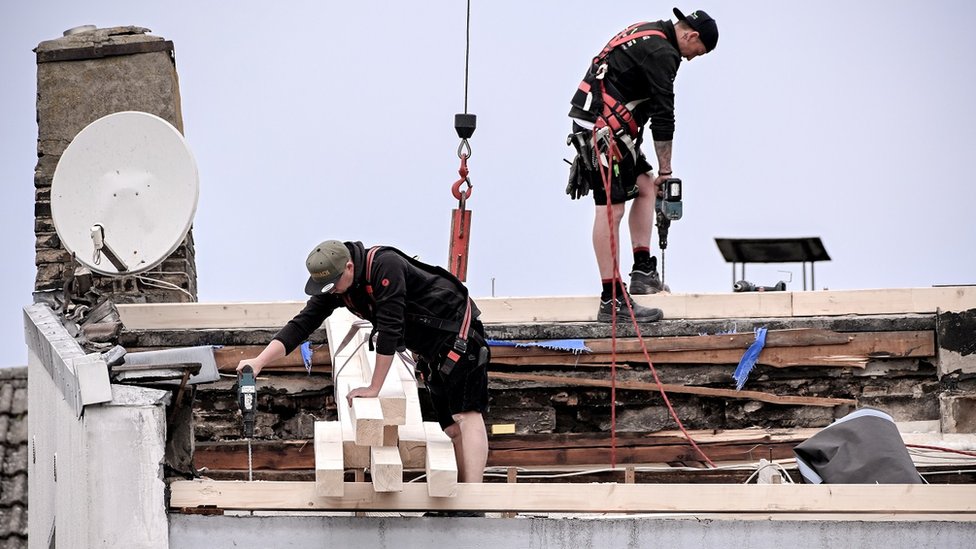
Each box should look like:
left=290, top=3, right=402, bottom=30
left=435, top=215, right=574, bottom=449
left=628, top=172, right=655, bottom=252
left=593, top=204, right=627, bottom=279
left=444, top=411, right=488, bottom=483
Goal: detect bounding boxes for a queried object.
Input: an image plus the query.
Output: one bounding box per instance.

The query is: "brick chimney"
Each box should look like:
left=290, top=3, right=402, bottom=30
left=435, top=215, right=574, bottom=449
left=33, top=26, right=198, bottom=304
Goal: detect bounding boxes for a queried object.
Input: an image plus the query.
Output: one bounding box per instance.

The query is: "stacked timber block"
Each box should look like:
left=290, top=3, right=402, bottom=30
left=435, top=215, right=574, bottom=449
left=315, top=309, right=457, bottom=497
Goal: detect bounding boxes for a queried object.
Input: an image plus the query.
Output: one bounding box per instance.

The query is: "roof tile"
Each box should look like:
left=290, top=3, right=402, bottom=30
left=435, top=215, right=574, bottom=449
left=0, top=474, right=26, bottom=506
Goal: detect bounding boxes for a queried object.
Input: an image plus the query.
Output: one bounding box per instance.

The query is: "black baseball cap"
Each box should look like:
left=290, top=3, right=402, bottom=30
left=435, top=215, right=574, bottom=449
left=673, top=8, right=719, bottom=52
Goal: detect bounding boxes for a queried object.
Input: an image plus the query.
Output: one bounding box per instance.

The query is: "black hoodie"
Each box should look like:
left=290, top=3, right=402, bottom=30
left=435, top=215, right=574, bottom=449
left=273, top=241, right=476, bottom=361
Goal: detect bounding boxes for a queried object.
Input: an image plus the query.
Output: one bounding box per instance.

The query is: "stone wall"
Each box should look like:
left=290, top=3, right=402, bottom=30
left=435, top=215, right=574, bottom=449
left=34, top=26, right=197, bottom=304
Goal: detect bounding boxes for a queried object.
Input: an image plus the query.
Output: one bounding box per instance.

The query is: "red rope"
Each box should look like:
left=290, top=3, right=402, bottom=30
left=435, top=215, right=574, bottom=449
left=593, top=128, right=715, bottom=468
left=906, top=444, right=976, bottom=458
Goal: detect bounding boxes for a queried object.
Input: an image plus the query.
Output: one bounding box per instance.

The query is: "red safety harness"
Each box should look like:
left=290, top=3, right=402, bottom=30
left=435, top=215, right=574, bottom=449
left=361, top=246, right=474, bottom=377
left=573, top=23, right=667, bottom=137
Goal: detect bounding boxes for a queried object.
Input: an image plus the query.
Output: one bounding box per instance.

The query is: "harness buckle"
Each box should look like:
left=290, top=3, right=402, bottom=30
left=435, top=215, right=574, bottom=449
left=594, top=63, right=608, bottom=80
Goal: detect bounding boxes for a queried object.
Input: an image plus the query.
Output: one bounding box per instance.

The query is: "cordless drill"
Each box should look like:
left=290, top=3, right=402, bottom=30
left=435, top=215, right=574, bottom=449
left=238, top=364, right=256, bottom=438
left=655, top=178, right=683, bottom=281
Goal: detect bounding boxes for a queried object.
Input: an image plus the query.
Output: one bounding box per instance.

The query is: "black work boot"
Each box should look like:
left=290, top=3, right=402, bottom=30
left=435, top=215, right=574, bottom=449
left=630, top=256, right=669, bottom=295
left=629, top=268, right=670, bottom=295
left=597, top=292, right=663, bottom=323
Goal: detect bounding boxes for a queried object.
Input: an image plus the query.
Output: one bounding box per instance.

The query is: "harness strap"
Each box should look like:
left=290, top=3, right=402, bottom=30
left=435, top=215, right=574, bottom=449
left=575, top=26, right=667, bottom=138
left=594, top=24, right=664, bottom=65
left=363, top=246, right=475, bottom=375
left=578, top=81, right=640, bottom=136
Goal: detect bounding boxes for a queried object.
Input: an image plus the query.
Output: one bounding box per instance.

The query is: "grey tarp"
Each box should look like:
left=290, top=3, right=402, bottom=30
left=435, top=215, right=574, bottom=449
left=793, top=408, right=922, bottom=484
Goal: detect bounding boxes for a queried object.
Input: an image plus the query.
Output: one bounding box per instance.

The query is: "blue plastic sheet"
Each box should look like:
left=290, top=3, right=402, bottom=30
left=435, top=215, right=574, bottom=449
left=300, top=341, right=313, bottom=375
left=733, top=327, right=768, bottom=390
left=486, top=339, right=591, bottom=354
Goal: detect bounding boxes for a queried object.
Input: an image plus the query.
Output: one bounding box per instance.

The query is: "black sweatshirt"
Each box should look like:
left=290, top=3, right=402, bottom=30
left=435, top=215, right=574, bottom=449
left=573, top=20, right=682, bottom=142
left=273, top=241, right=474, bottom=361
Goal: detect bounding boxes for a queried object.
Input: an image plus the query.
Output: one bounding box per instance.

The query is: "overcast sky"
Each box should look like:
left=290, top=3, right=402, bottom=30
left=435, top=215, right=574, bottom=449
left=2, top=1, right=974, bottom=367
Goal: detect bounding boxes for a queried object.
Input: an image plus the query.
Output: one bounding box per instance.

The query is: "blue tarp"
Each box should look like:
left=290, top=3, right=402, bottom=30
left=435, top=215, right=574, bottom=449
left=486, top=339, right=591, bottom=354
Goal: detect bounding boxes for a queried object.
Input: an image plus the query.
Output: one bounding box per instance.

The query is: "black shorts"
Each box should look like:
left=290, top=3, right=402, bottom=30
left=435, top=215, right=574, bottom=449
left=587, top=148, right=652, bottom=206
left=423, top=327, right=490, bottom=429
left=572, top=123, right=653, bottom=206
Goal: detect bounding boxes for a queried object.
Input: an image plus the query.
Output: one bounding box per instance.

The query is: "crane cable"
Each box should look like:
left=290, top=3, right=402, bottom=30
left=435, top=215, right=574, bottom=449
left=448, top=0, right=477, bottom=280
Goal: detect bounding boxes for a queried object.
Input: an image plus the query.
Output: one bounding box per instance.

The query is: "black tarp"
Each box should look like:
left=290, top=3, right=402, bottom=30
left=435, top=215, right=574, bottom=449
left=794, top=408, right=922, bottom=484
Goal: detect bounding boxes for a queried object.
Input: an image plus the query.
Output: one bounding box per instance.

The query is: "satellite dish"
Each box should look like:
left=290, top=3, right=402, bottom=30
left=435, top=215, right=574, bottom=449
left=51, top=111, right=199, bottom=276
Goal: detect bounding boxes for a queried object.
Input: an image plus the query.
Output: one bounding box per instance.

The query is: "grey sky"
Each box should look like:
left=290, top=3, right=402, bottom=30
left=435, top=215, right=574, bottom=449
left=2, top=1, right=974, bottom=367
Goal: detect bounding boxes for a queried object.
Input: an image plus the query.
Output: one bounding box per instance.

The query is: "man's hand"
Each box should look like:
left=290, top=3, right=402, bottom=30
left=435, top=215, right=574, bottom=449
left=237, top=359, right=263, bottom=377
left=346, top=385, right=380, bottom=407
left=653, top=173, right=673, bottom=197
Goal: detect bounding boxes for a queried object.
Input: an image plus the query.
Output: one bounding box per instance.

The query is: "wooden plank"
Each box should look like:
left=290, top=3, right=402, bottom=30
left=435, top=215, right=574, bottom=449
left=476, top=294, right=793, bottom=322
left=169, top=481, right=976, bottom=513
left=370, top=446, right=403, bottom=492
left=490, top=372, right=856, bottom=408
left=491, top=331, right=935, bottom=368
left=213, top=345, right=331, bottom=372
left=587, top=329, right=852, bottom=353
left=314, top=421, right=344, bottom=497
left=793, top=287, right=976, bottom=316
left=481, top=328, right=851, bottom=359
left=117, top=287, right=976, bottom=329
left=118, top=301, right=306, bottom=329
left=424, top=422, right=458, bottom=497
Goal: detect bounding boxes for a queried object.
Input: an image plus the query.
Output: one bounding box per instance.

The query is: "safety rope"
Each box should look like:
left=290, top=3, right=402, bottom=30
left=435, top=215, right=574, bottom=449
left=594, top=126, right=715, bottom=469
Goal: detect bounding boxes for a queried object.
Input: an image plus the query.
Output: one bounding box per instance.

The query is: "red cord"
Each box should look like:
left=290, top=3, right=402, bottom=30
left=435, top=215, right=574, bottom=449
left=593, top=128, right=715, bottom=468
left=906, top=443, right=976, bottom=458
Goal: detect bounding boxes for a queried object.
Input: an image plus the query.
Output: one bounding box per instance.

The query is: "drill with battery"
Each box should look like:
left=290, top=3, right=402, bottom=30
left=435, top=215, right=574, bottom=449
left=655, top=177, right=683, bottom=283
left=238, top=364, right=256, bottom=438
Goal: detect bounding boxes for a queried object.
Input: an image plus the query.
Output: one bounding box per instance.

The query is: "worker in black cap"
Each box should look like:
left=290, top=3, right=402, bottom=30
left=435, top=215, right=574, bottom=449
left=566, top=8, right=718, bottom=319
left=238, top=240, right=490, bottom=487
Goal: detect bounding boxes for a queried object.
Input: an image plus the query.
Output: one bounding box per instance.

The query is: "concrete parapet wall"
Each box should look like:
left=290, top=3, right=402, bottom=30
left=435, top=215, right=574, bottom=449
left=169, top=514, right=976, bottom=549
left=26, top=304, right=169, bottom=548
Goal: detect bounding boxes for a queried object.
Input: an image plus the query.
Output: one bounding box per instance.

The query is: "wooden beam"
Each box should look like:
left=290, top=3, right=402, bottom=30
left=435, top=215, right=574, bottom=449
left=424, top=422, right=458, bottom=497
left=169, top=481, right=976, bottom=514
left=369, top=446, right=403, bottom=492
left=349, top=397, right=385, bottom=447
left=314, top=421, right=344, bottom=497
left=490, top=372, right=856, bottom=408
left=397, top=378, right=427, bottom=469
left=117, top=287, right=976, bottom=329
left=363, top=345, right=406, bottom=426
left=333, top=378, right=369, bottom=467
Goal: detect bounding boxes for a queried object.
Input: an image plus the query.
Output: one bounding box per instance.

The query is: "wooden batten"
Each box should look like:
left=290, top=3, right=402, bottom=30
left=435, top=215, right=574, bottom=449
left=116, top=287, right=976, bottom=330
left=170, top=481, right=976, bottom=514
